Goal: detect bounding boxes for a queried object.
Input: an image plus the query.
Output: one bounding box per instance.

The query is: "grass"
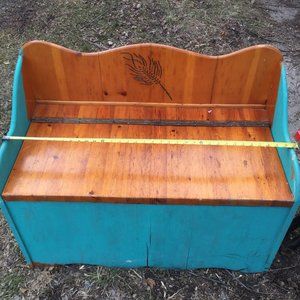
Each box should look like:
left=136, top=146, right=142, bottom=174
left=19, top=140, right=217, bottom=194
left=0, top=273, right=25, bottom=299
left=86, top=267, right=121, bottom=289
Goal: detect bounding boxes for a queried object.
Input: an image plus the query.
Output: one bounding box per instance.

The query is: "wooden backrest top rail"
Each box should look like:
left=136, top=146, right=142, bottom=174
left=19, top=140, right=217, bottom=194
left=22, top=41, right=282, bottom=122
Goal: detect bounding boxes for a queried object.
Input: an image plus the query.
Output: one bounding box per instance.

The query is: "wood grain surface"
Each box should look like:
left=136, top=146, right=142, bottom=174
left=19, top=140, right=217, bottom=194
left=22, top=41, right=282, bottom=121
left=3, top=122, right=293, bottom=206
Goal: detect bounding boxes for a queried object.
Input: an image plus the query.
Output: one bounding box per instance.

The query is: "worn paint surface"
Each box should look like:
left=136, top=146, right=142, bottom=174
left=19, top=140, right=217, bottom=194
left=6, top=201, right=290, bottom=272
left=0, top=53, right=299, bottom=272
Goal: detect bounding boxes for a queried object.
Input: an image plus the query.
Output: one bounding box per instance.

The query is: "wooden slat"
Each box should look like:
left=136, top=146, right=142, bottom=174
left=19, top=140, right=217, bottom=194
left=2, top=122, right=293, bottom=206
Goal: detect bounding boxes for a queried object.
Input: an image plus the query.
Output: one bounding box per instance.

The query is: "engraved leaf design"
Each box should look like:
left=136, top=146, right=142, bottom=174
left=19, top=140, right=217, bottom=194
left=122, top=52, right=173, bottom=101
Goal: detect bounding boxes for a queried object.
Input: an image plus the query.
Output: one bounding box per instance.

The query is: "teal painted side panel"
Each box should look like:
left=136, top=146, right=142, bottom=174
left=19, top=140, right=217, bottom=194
left=0, top=51, right=29, bottom=191
left=267, top=65, right=300, bottom=266
left=271, top=66, right=300, bottom=203
left=0, top=52, right=31, bottom=262
left=6, top=201, right=290, bottom=272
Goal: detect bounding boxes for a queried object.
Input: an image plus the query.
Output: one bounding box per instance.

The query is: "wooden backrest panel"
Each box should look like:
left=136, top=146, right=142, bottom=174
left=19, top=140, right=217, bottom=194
left=22, top=41, right=282, bottom=120
left=211, top=47, right=282, bottom=120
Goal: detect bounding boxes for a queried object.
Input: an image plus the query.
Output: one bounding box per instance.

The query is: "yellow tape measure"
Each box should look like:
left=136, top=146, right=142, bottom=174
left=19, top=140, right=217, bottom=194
left=2, top=135, right=299, bottom=149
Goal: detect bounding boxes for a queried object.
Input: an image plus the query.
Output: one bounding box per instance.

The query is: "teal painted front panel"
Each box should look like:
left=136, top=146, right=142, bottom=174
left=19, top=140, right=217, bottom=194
left=7, top=202, right=149, bottom=267
left=6, top=201, right=289, bottom=272
left=148, top=205, right=289, bottom=271
left=187, top=206, right=287, bottom=271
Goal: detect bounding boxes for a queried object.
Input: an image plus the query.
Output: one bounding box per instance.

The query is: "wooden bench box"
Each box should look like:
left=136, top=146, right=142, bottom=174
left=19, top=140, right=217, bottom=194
left=0, top=41, right=299, bottom=272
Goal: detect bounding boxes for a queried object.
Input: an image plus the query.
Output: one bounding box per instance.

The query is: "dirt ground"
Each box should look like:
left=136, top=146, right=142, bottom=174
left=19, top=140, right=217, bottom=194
left=0, top=0, right=299, bottom=299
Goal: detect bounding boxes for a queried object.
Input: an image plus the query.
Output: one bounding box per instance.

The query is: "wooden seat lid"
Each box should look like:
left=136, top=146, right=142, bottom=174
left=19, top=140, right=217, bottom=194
left=2, top=121, right=293, bottom=207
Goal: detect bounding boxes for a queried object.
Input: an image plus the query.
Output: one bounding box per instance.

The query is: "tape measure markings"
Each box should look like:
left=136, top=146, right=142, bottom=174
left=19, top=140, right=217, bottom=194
left=2, top=135, right=298, bottom=149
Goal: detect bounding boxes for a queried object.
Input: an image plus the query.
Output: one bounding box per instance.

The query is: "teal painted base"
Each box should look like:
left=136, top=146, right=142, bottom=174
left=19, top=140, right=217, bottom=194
left=5, top=201, right=290, bottom=272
